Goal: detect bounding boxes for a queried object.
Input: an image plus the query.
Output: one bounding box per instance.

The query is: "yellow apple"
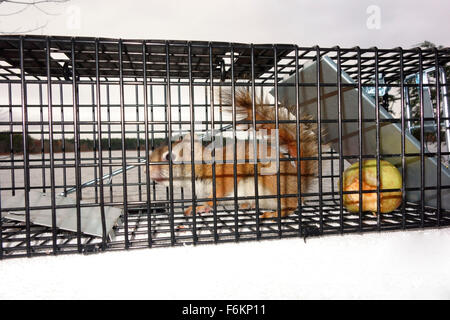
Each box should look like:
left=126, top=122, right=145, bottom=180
left=339, top=159, right=402, bottom=214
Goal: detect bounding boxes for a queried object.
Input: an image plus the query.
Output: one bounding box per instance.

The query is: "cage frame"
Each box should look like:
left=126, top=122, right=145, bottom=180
left=0, top=35, right=449, bottom=259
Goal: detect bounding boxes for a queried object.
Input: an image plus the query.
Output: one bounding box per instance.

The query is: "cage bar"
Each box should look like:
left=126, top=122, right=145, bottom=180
left=0, top=35, right=449, bottom=259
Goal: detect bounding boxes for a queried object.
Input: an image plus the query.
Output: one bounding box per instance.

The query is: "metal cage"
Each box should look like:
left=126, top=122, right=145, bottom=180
left=0, top=35, right=449, bottom=259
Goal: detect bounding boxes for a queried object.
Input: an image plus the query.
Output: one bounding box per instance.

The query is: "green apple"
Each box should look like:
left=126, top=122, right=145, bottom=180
left=339, top=159, right=402, bottom=214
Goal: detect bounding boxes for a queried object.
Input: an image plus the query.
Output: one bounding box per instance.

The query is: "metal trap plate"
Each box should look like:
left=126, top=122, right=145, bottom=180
left=1, top=190, right=123, bottom=239
left=273, top=56, right=450, bottom=210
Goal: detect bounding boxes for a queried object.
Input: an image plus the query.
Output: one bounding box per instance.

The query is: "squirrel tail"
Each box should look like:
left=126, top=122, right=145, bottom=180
left=220, top=88, right=318, bottom=178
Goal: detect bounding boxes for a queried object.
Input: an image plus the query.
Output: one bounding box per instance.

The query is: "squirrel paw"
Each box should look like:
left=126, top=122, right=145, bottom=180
left=259, top=211, right=279, bottom=219
left=184, top=205, right=212, bottom=216
left=239, top=203, right=253, bottom=210
left=259, top=209, right=293, bottom=219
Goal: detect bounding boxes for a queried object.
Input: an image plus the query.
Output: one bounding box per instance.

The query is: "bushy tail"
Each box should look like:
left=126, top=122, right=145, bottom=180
left=220, top=88, right=318, bottom=178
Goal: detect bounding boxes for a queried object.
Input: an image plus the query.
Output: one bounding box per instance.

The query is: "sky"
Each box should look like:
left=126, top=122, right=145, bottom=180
left=0, top=0, right=448, bottom=139
left=0, top=0, right=448, bottom=48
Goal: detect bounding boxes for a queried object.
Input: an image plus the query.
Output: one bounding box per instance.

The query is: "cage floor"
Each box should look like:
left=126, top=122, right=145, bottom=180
left=1, top=197, right=449, bottom=259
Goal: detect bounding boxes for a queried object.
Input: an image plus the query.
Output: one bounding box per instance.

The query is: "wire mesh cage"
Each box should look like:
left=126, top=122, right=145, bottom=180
left=0, top=35, right=449, bottom=259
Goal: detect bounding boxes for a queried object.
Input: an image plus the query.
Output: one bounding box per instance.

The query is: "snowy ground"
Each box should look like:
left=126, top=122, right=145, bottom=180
left=0, top=228, right=449, bottom=299
left=0, top=151, right=449, bottom=299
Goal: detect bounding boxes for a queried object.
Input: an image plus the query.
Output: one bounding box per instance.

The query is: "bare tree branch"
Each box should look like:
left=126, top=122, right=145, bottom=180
left=0, top=3, right=29, bottom=16
left=0, top=0, right=70, bottom=34
left=0, top=0, right=70, bottom=5
left=0, top=19, right=49, bottom=34
left=32, top=2, right=62, bottom=15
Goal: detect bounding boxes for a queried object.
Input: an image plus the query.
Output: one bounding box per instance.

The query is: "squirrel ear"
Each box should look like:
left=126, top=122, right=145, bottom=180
left=178, top=133, right=204, bottom=162
left=171, top=140, right=184, bottom=161
left=182, top=132, right=202, bottom=143
left=192, top=133, right=201, bottom=142
left=182, top=133, right=191, bottom=142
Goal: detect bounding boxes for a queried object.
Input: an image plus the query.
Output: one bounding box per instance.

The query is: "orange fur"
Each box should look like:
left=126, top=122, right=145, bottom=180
left=148, top=89, right=318, bottom=218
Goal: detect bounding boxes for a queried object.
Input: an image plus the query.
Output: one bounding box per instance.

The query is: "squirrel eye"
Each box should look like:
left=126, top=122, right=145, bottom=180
left=164, top=152, right=170, bottom=161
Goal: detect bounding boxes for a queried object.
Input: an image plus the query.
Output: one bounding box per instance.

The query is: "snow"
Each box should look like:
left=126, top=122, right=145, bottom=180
left=0, top=0, right=449, bottom=301
left=1, top=151, right=449, bottom=299
left=1, top=227, right=449, bottom=299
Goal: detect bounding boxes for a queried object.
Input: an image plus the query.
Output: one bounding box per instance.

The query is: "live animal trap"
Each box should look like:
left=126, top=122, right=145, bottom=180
left=0, top=35, right=449, bottom=259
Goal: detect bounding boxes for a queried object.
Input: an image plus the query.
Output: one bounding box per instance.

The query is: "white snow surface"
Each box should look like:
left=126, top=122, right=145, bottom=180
left=1, top=228, right=449, bottom=300
left=1, top=154, right=449, bottom=299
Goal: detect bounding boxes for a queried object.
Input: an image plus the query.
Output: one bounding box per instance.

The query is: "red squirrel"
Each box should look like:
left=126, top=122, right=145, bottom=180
left=148, top=89, right=318, bottom=218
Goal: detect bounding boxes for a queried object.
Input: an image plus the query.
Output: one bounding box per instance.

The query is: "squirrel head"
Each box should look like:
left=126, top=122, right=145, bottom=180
left=148, top=133, right=204, bottom=185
